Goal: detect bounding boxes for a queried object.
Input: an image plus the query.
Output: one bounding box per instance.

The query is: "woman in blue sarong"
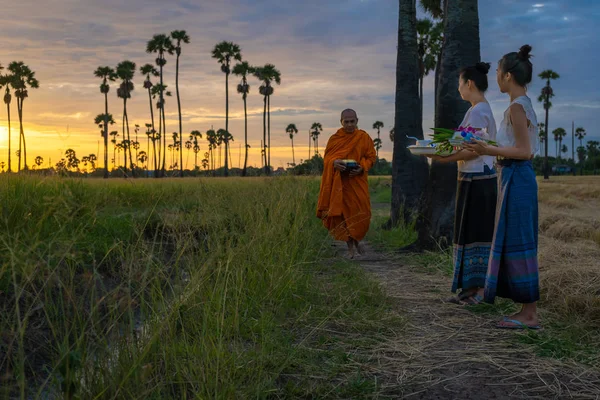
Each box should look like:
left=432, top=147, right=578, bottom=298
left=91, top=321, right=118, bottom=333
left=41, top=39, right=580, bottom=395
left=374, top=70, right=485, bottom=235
left=464, top=45, right=541, bottom=330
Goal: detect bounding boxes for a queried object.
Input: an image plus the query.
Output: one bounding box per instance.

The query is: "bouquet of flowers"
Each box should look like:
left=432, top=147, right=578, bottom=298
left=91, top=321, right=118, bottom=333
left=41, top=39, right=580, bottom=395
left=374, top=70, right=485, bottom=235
left=431, top=126, right=497, bottom=155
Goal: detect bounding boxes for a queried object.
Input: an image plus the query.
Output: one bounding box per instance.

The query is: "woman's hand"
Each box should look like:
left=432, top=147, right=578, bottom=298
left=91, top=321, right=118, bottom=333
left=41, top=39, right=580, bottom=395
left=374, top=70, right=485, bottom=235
left=424, top=154, right=443, bottom=161
left=462, top=139, right=491, bottom=156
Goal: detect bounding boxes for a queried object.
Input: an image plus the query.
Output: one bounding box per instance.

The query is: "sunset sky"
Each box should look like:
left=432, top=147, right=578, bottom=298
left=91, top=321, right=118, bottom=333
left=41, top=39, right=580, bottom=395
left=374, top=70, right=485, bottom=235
left=0, top=0, right=598, bottom=171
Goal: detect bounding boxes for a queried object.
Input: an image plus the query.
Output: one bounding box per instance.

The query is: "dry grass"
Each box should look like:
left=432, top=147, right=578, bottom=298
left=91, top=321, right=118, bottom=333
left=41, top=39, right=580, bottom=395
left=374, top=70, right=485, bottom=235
left=537, top=176, right=600, bottom=328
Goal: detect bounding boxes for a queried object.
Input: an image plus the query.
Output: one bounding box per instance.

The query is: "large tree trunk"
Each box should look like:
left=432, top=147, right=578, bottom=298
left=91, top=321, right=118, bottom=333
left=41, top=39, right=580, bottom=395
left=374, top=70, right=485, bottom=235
left=390, top=0, right=429, bottom=226
left=292, top=137, right=295, bottom=166
left=125, top=100, right=134, bottom=177
left=415, top=0, right=480, bottom=249
left=103, top=93, right=109, bottom=178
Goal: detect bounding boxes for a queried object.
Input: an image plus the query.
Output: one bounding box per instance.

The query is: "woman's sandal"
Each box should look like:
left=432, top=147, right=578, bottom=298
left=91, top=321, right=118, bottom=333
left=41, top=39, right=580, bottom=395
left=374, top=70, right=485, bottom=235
left=460, top=293, right=484, bottom=305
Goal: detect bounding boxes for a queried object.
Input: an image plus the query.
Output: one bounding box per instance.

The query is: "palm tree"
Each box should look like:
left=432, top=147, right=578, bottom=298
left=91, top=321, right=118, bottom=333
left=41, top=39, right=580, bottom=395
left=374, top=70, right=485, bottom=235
left=94, top=113, right=115, bottom=172
left=538, top=69, right=560, bottom=179
left=116, top=60, right=136, bottom=176
left=151, top=83, right=172, bottom=176
left=286, top=123, right=299, bottom=165
left=310, top=122, right=322, bottom=156
left=577, top=146, right=586, bottom=175
left=138, top=151, right=148, bottom=171
left=373, top=138, right=383, bottom=159
left=34, top=156, right=43, bottom=169
left=561, top=144, right=568, bottom=160
left=575, top=127, right=586, bottom=148
left=206, top=129, right=217, bottom=174
left=171, top=30, right=190, bottom=178
left=372, top=121, right=384, bottom=158
left=553, top=127, right=566, bottom=159
left=232, top=61, right=254, bottom=176
left=212, top=41, right=242, bottom=177
left=417, top=19, right=443, bottom=115
left=140, top=63, right=159, bottom=136
left=189, top=130, right=202, bottom=171
left=202, top=154, right=209, bottom=171
left=415, top=0, right=480, bottom=248
left=94, top=66, right=117, bottom=178
left=254, top=64, right=282, bottom=174
left=389, top=127, right=395, bottom=143
left=146, top=34, right=174, bottom=177
left=0, top=68, right=13, bottom=172
left=8, top=62, right=39, bottom=171
left=217, top=128, right=234, bottom=175
left=110, top=130, right=119, bottom=170
left=538, top=122, right=546, bottom=155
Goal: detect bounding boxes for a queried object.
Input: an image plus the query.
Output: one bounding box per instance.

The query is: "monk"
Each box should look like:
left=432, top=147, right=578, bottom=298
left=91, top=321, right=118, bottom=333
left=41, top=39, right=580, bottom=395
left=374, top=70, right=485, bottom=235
left=316, top=109, right=377, bottom=259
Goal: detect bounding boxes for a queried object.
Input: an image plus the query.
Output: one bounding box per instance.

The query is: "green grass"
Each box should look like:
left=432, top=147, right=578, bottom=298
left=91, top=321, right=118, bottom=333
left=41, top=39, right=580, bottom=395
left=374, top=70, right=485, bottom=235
left=0, top=175, right=403, bottom=398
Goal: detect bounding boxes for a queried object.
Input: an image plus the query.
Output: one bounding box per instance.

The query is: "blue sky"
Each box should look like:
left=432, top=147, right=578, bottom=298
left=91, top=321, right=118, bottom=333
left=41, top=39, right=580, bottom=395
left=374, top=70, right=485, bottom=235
left=0, top=0, right=597, bottom=168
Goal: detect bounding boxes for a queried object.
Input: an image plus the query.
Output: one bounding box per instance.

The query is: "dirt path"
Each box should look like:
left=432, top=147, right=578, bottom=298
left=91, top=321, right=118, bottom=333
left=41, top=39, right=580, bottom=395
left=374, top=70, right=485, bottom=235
left=332, top=241, right=600, bottom=399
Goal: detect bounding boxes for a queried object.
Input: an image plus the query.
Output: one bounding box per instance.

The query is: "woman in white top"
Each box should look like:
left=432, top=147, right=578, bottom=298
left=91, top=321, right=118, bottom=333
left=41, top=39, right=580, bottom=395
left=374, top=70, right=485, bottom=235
left=427, top=62, right=498, bottom=305
left=464, top=45, right=541, bottom=330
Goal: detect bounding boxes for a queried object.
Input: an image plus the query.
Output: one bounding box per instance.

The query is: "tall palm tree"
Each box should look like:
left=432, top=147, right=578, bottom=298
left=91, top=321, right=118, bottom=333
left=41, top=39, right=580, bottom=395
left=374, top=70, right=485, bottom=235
left=254, top=64, right=282, bottom=174
left=217, top=128, right=234, bottom=175
left=390, top=0, right=429, bottom=227
left=416, top=0, right=479, bottom=248
left=140, top=64, right=159, bottom=134
left=575, top=127, right=586, bottom=148
left=310, top=122, right=322, bottom=156
left=171, top=30, right=190, bottom=178
left=94, top=66, right=117, bottom=178
left=232, top=61, right=254, bottom=176
left=538, top=122, right=546, bottom=156
left=206, top=129, right=217, bottom=174
left=8, top=61, right=39, bottom=171
left=373, top=138, right=383, bottom=159
left=538, top=69, right=560, bottom=179
left=110, top=130, right=119, bottom=170
left=577, top=146, right=586, bottom=175
left=286, top=123, right=298, bottom=165
left=0, top=68, right=14, bottom=172
left=189, top=130, right=202, bottom=171
left=146, top=34, right=174, bottom=177
left=115, top=60, right=136, bottom=176
left=553, top=127, right=566, bottom=159
left=34, top=156, right=43, bottom=169
left=151, top=83, right=171, bottom=176
left=212, top=41, right=242, bottom=177
left=372, top=121, right=384, bottom=158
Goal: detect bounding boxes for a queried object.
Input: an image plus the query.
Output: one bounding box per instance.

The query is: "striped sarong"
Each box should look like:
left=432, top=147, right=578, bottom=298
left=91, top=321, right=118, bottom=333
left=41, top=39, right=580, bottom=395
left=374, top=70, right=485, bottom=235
left=484, top=160, right=540, bottom=304
left=452, top=166, right=497, bottom=293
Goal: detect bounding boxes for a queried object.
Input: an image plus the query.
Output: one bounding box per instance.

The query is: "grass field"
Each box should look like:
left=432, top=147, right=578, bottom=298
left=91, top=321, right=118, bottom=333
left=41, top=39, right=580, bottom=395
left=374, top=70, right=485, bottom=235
left=0, top=175, right=403, bottom=398
left=1, top=174, right=598, bottom=398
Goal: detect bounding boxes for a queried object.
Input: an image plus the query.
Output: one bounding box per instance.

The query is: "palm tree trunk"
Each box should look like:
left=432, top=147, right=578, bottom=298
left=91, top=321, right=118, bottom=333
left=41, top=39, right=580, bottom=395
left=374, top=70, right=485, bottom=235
left=224, top=70, right=230, bottom=177
left=176, top=53, right=183, bottom=178
left=6, top=100, right=12, bottom=173
left=194, top=150, right=198, bottom=171
left=543, top=85, right=550, bottom=180
left=415, top=0, right=479, bottom=249
left=419, top=76, right=424, bottom=117
left=267, top=94, right=271, bottom=174
left=161, top=106, right=167, bottom=175
left=18, top=99, right=25, bottom=171
left=291, top=137, right=295, bottom=166
left=124, top=100, right=134, bottom=177
left=243, top=94, right=249, bottom=176
left=308, top=131, right=311, bottom=160
left=263, top=95, right=267, bottom=174
left=103, top=92, right=109, bottom=179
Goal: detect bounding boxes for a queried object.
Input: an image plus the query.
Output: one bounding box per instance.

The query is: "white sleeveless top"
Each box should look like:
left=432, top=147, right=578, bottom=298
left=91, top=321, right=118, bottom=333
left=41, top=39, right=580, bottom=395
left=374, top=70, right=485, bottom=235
left=457, top=102, right=497, bottom=173
left=497, top=96, right=539, bottom=155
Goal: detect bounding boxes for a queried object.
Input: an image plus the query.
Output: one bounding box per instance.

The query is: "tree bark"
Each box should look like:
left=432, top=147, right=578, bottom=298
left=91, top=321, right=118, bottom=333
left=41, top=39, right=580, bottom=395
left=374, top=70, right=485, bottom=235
left=243, top=92, right=248, bottom=176
left=543, top=88, right=550, bottom=179
left=415, top=0, right=480, bottom=249
left=176, top=52, right=184, bottom=178
left=390, top=0, right=429, bottom=226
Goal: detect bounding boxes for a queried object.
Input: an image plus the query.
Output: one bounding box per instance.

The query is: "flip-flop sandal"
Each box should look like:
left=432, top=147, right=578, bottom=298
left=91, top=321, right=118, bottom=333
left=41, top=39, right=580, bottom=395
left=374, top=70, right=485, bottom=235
left=496, top=318, right=542, bottom=330
left=460, top=293, right=484, bottom=306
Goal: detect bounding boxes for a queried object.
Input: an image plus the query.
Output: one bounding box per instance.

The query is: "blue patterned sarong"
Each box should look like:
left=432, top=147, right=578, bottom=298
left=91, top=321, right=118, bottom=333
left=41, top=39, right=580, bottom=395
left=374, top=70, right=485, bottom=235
left=452, top=166, right=497, bottom=293
left=484, top=160, right=540, bottom=304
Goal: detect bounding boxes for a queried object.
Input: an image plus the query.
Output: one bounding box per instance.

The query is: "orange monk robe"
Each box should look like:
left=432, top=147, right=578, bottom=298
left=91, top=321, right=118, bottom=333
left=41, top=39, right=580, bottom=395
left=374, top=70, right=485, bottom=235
left=316, top=128, right=377, bottom=242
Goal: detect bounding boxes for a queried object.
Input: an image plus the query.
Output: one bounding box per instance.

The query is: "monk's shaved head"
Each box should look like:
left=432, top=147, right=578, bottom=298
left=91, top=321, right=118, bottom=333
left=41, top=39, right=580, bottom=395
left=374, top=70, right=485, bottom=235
left=341, top=109, right=358, bottom=120
left=340, top=109, right=359, bottom=133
